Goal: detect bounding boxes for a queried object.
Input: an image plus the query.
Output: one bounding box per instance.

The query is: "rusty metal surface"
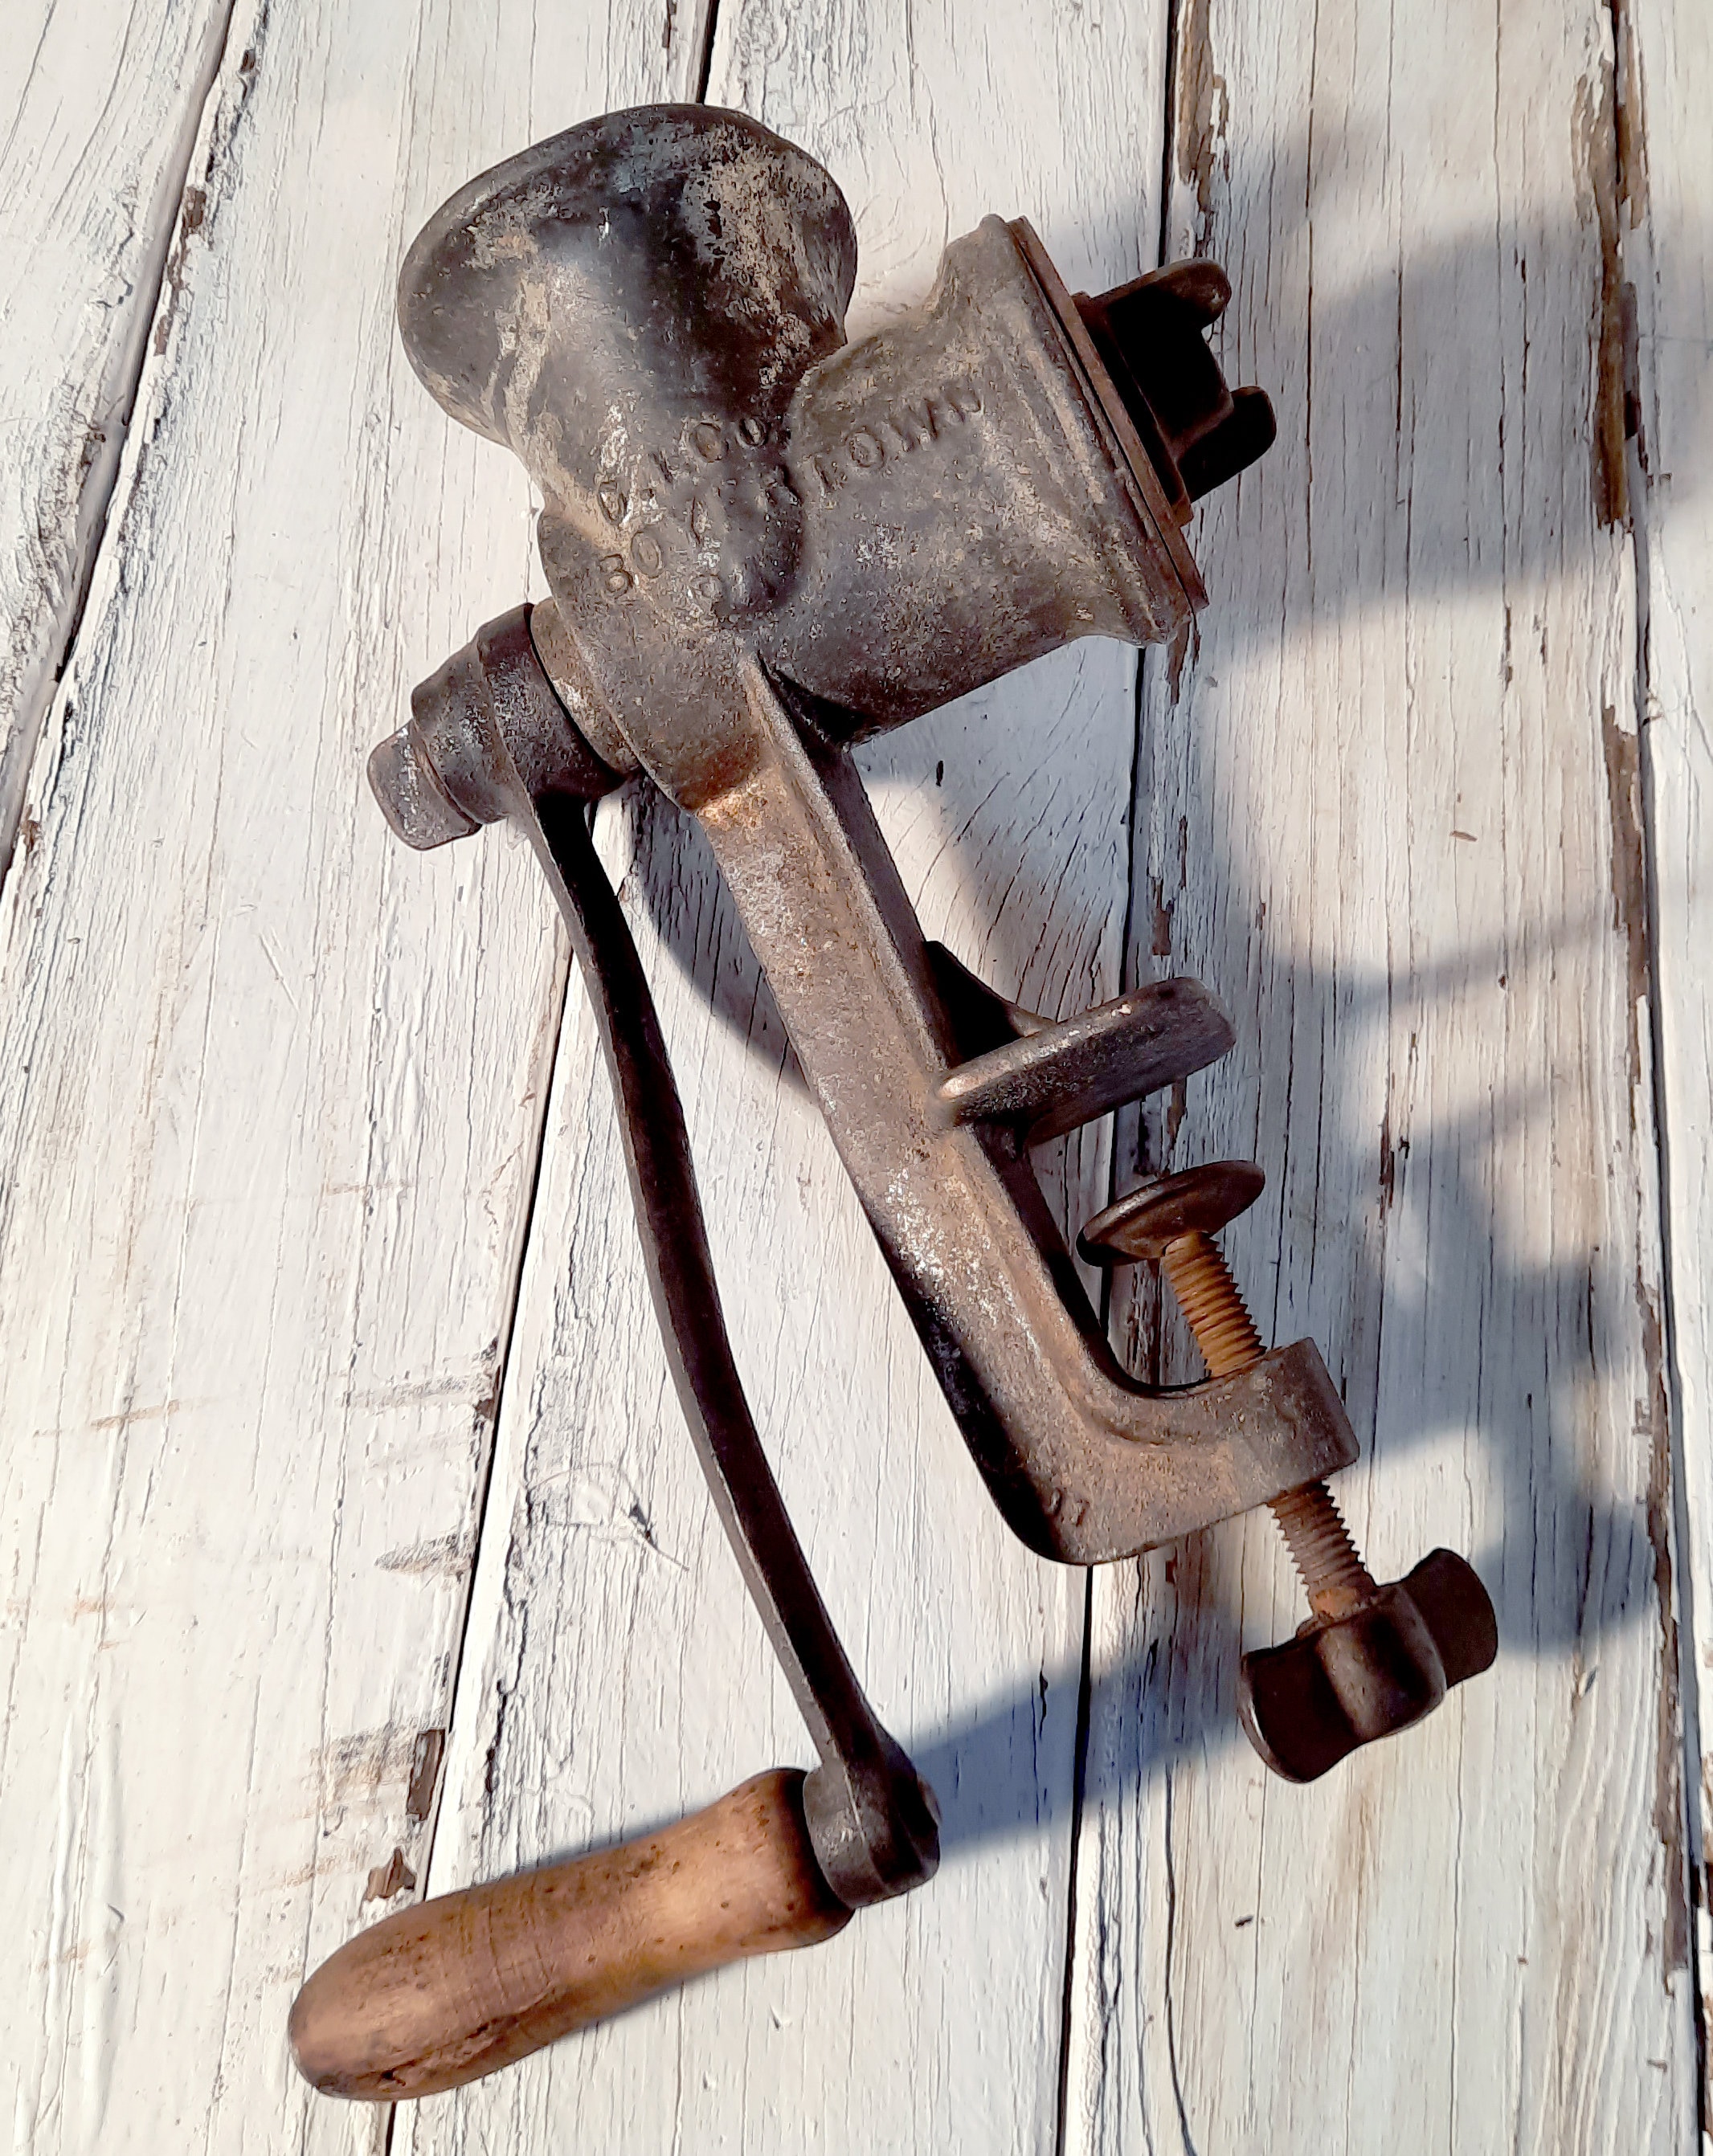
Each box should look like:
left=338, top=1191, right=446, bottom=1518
left=1080, top=1158, right=1269, bottom=1262
left=383, top=104, right=1352, bottom=1554
left=1240, top=1551, right=1501, bottom=1784
left=382, top=600, right=939, bottom=1908
left=362, top=100, right=1490, bottom=1872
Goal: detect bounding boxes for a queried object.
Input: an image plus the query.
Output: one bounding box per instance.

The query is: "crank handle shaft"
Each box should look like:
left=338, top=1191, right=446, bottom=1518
left=289, top=1770, right=849, bottom=2101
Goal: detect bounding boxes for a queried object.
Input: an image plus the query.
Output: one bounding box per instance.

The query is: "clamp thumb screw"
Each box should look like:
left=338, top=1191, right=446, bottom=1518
left=1080, top=1159, right=1373, bottom=1618
left=1080, top=1160, right=1497, bottom=1782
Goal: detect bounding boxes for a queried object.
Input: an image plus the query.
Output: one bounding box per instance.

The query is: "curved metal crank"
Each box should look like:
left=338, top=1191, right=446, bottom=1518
left=523, top=786, right=940, bottom=1910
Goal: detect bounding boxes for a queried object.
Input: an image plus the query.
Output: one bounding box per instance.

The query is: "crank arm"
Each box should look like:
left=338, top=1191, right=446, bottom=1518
left=521, top=790, right=938, bottom=1914
left=292, top=680, right=934, bottom=2101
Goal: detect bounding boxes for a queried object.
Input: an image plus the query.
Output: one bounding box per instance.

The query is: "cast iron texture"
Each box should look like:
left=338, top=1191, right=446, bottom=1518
left=365, top=106, right=1432, bottom=1880
left=380, top=104, right=1356, bottom=1568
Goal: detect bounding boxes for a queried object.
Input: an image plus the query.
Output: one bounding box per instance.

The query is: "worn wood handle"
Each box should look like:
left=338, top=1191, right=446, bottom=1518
left=288, top=1768, right=850, bottom=2100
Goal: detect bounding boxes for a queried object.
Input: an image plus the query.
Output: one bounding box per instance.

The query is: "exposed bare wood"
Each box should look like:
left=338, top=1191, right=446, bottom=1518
left=1628, top=0, right=1713, bottom=2089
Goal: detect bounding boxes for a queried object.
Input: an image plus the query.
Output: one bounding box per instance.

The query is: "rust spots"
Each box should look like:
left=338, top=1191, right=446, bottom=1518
left=1175, top=0, right=1229, bottom=239
left=407, top=1729, right=446, bottom=1824
left=362, top=1848, right=417, bottom=1905
left=1605, top=0, right=1652, bottom=227
left=1164, top=617, right=1196, bottom=706
left=1150, top=876, right=1174, bottom=958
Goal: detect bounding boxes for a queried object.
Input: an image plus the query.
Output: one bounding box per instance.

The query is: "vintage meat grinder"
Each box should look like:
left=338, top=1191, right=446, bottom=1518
left=290, top=106, right=1496, bottom=2100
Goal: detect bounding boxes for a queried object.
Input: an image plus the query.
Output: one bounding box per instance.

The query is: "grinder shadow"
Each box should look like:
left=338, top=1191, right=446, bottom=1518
left=603, top=717, right=1660, bottom=1848
left=587, top=183, right=1693, bottom=1845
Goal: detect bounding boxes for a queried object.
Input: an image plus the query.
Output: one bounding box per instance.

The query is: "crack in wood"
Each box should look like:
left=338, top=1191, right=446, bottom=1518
left=0, top=0, right=240, bottom=898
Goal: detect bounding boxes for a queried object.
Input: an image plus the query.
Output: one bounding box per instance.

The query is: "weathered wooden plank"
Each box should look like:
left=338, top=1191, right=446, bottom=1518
left=396, top=4, right=1175, bottom=2148
left=0, top=2, right=706, bottom=2146
left=1062, top=0, right=1699, bottom=2149
left=0, top=0, right=233, bottom=876
left=1628, top=0, right=1713, bottom=2085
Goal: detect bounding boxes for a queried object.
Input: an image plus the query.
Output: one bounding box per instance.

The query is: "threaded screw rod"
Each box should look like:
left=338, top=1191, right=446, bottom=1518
left=1158, top=1230, right=1376, bottom=1622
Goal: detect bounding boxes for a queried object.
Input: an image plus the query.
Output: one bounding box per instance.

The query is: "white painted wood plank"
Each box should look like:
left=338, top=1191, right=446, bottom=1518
left=1628, top=0, right=1713, bottom=2085
left=0, top=0, right=233, bottom=873
left=1064, top=0, right=1699, bottom=2150
left=397, top=5, right=1175, bottom=2149
left=0, top=3, right=707, bottom=2147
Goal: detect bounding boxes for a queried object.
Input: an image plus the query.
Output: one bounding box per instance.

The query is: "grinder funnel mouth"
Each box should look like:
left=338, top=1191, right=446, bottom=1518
left=396, top=104, right=860, bottom=473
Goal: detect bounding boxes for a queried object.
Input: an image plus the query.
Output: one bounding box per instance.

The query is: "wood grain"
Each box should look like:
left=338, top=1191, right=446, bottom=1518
left=0, top=2, right=707, bottom=2146
left=0, top=0, right=231, bottom=872
left=290, top=1769, right=849, bottom=2099
left=1628, top=0, right=1713, bottom=2076
left=5, top=0, right=1707, bottom=2145
left=1063, top=0, right=1700, bottom=2149
left=395, top=4, right=1171, bottom=2150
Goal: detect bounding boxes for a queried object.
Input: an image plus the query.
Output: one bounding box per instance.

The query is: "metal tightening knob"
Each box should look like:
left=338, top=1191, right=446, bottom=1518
left=1079, top=1162, right=1498, bottom=1782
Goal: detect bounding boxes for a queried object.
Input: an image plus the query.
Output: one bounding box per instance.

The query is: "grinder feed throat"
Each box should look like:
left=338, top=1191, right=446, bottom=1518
left=289, top=104, right=1497, bottom=2101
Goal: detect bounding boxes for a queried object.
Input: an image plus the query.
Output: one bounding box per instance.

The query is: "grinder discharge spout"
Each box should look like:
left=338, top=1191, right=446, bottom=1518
left=289, top=104, right=1497, bottom=2101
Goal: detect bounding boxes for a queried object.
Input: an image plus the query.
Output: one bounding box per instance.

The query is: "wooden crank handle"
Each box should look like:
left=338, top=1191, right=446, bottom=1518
left=288, top=1767, right=850, bottom=2101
